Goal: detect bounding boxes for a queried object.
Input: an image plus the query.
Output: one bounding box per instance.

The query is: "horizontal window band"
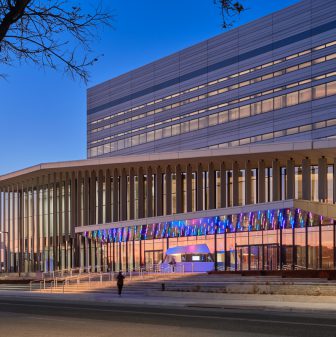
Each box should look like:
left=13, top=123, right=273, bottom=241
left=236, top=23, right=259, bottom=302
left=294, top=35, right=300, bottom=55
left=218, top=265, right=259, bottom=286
left=88, top=19, right=336, bottom=116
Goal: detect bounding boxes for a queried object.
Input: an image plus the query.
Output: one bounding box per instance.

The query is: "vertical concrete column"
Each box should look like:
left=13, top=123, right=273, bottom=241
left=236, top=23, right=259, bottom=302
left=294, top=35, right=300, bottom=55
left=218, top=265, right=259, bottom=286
left=155, top=166, right=163, bottom=216
left=175, top=165, right=182, bottom=214
left=232, top=161, right=239, bottom=207
left=120, top=168, right=128, bottom=221
left=3, top=187, right=8, bottom=271
left=83, top=171, right=89, bottom=226
left=47, top=176, right=51, bottom=271
left=186, top=164, right=193, bottom=212
left=76, top=172, right=82, bottom=231
left=0, top=188, right=2, bottom=269
left=208, top=162, right=215, bottom=210
left=15, top=185, right=20, bottom=271
left=58, top=175, right=63, bottom=270
left=146, top=167, right=153, bottom=217
left=36, top=180, right=40, bottom=271
left=286, top=159, right=295, bottom=199
left=52, top=176, right=57, bottom=270
left=196, top=163, right=203, bottom=211
left=23, top=186, right=28, bottom=272
left=89, top=170, right=96, bottom=226
left=333, top=159, right=336, bottom=204
left=272, top=159, right=280, bottom=201
left=64, top=173, right=69, bottom=242
left=245, top=161, right=252, bottom=205
left=302, top=158, right=311, bottom=201
left=220, top=162, right=227, bottom=208
left=97, top=170, right=103, bottom=224
left=90, top=238, right=96, bottom=272
left=165, top=166, right=172, bottom=215
left=129, top=168, right=135, bottom=219
left=19, top=185, right=24, bottom=273
left=7, top=186, right=12, bottom=272
left=70, top=172, right=76, bottom=237
left=258, top=160, right=266, bottom=203
left=76, top=174, right=83, bottom=268
left=105, top=169, right=111, bottom=223
left=112, top=168, right=119, bottom=221
left=138, top=167, right=144, bottom=219
left=318, top=156, right=328, bottom=202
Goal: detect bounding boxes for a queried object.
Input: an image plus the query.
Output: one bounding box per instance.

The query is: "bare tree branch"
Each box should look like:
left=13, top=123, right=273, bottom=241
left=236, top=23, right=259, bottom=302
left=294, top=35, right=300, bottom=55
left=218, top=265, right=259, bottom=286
left=213, top=0, right=245, bottom=28
left=0, top=0, right=112, bottom=82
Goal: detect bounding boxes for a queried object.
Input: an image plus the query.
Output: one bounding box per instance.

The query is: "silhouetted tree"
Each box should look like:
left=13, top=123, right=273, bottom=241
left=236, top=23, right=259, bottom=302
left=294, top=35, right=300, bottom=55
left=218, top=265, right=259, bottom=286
left=0, top=1, right=244, bottom=81
left=0, top=0, right=112, bottom=82
left=213, top=0, right=245, bottom=28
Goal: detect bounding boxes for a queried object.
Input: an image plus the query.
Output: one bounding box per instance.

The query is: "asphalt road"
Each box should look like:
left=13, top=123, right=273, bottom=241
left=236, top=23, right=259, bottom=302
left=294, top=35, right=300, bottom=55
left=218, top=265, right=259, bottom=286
left=0, top=297, right=335, bottom=337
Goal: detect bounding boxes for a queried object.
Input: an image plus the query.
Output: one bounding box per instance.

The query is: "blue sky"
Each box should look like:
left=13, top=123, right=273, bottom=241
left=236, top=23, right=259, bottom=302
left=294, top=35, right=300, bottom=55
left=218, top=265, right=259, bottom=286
left=0, top=0, right=300, bottom=175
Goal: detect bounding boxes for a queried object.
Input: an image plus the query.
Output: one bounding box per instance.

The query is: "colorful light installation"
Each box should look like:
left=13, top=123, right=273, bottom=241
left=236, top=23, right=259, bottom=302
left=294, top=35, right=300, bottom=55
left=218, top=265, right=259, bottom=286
left=83, top=208, right=331, bottom=243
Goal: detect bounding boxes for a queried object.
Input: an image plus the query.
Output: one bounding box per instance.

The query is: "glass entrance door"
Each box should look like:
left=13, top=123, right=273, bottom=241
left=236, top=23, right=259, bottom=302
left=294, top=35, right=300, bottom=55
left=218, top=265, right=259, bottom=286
left=264, top=244, right=279, bottom=270
left=145, top=250, right=163, bottom=267
left=250, top=245, right=263, bottom=270
left=235, top=244, right=279, bottom=271
left=236, top=246, right=249, bottom=271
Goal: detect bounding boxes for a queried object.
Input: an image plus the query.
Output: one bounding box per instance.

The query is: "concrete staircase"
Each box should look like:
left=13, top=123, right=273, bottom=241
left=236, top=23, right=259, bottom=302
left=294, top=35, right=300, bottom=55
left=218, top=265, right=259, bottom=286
left=3, top=272, right=336, bottom=296
left=38, top=272, right=195, bottom=294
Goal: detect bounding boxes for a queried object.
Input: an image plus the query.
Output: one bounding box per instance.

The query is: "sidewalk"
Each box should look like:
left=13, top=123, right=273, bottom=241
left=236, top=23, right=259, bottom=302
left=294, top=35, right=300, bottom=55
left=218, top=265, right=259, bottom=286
left=1, top=289, right=336, bottom=314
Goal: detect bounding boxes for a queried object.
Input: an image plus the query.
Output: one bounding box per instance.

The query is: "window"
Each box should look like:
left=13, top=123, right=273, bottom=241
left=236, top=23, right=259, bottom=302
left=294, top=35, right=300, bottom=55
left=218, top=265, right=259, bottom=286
left=162, top=126, right=171, bottom=138
left=96, top=145, right=103, bottom=155
left=199, top=116, right=208, bottom=128
left=147, top=131, right=154, bottom=142
left=239, top=105, right=250, bottom=118
left=218, top=111, right=228, bottom=123
left=189, top=119, right=198, bottom=131
left=262, top=99, right=273, bottom=113
left=251, top=102, right=262, bottom=115
left=229, top=108, right=239, bottom=121
left=171, top=124, right=180, bottom=136
left=313, top=84, right=326, bottom=99
left=155, top=128, right=162, bottom=140
left=181, top=121, right=189, bottom=133
left=132, top=135, right=140, bottom=146
left=89, top=147, right=98, bottom=157
left=103, top=144, right=110, bottom=154
left=286, top=91, right=299, bottom=106
left=299, top=125, right=312, bottom=132
left=139, top=133, right=146, bottom=144
left=327, top=81, right=336, bottom=96
left=209, top=113, right=218, bottom=126
left=274, top=96, right=284, bottom=110
left=299, top=88, right=312, bottom=103
left=117, top=139, right=125, bottom=150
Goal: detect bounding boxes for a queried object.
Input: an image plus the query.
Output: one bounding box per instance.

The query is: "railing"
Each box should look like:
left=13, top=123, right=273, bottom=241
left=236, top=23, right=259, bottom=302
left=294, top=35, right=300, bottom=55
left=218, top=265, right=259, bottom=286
left=31, top=263, right=187, bottom=293
left=160, top=264, right=185, bottom=274
left=42, top=265, right=110, bottom=280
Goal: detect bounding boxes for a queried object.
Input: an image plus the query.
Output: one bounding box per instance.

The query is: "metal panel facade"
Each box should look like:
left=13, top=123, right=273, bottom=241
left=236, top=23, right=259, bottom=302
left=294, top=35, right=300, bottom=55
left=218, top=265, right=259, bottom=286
left=87, top=0, right=336, bottom=159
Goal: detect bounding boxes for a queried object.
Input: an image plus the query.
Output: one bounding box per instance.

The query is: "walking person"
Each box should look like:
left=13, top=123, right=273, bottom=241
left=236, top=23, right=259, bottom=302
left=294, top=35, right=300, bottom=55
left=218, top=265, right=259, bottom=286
left=116, top=271, right=125, bottom=296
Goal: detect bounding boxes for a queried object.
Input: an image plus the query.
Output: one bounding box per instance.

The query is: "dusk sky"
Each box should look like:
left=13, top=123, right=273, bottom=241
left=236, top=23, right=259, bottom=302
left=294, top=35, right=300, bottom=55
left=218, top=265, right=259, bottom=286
left=0, top=0, right=300, bottom=175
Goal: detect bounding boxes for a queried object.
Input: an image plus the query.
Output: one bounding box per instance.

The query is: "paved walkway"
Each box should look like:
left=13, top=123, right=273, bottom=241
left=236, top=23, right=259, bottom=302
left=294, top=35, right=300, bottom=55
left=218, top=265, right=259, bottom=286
left=1, top=289, right=336, bottom=314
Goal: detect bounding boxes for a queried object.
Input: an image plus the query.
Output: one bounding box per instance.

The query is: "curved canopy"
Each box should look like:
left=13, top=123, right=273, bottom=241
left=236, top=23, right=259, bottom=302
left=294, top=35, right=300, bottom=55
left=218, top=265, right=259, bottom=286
left=166, top=244, right=210, bottom=255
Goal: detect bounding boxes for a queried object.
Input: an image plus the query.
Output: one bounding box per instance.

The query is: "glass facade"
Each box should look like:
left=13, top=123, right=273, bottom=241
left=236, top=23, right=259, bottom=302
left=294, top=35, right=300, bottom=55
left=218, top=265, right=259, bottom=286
left=83, top=209, right=335, bottom=272
left=0, top=154, right=335, bottom=273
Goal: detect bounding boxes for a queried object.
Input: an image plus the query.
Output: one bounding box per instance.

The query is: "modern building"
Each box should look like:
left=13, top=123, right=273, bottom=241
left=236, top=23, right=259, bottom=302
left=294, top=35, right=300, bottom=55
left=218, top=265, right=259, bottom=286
left=1, top=0, right=336, bottom=273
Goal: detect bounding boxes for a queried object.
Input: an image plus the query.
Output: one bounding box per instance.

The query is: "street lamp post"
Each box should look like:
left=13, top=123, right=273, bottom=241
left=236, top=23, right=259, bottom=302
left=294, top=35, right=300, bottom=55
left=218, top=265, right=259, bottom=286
left=0, top=231, right=8, bottom=273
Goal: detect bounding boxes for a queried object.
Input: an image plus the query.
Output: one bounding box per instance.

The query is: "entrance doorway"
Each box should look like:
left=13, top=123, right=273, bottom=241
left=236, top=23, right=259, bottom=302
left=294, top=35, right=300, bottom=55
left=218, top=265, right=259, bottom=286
left=145, top=250, right=163, bottom=266
left=235, top=244, right=279, bottom=271
left=264, top=244, right=279, bottom=270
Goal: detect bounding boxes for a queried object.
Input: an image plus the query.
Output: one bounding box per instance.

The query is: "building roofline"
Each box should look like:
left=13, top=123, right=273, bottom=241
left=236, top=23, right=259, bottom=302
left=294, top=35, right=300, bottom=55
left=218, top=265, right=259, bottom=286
left=1, top=139, right=336, bottom=183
